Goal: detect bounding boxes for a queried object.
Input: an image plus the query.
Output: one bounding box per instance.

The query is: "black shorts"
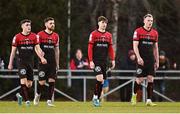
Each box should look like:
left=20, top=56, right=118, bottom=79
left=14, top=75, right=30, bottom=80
left=136, top=61, right=155, bottom=77
left=18, top=62, right=34, bottom=81
left=38, top=63, right=57, bottom=81
left=93, top=62, right=107, bottom=79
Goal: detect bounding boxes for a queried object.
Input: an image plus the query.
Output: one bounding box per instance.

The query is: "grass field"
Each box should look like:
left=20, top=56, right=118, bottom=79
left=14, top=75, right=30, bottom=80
left=0, top=101, right=180, bottom=113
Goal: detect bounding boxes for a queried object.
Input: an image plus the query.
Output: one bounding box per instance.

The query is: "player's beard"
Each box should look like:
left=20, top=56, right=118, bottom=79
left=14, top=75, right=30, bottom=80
left=48, top=26, right=55, bottom=31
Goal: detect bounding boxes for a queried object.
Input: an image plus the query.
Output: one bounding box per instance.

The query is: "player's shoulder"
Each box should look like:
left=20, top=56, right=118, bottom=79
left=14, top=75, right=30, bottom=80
left=30, top=32, right=37, bottom=36
left=37, top=31, right=44, bottom=35
left=134, top=27, right=143, bottom=32
left=105, top=31, right=112, bottom=36
left=90, top=30, right=98, bottom=35
left=14, top=33, right=21, bottom=38
left=151, top=28, right=158, bottom=33
left=52, top=32, right=59, bottom=37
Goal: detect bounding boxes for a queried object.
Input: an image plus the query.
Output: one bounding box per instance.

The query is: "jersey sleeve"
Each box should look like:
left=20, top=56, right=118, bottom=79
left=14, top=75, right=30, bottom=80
left=12, top=36, right=17, bottom=47
left=35, top=35, right=40, bottom=44
left=155, top=31, right=158, bottom=42
left=88, top=33, right=94, bottom=61
left=108, top=34, right=115, bottom=60
left=133, top=29, right=139, bottom=41
left=55, top=34, right=59, bottom=47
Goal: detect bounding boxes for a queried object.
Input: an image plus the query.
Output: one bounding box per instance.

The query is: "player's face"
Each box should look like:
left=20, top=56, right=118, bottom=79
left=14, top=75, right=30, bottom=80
left=144, top=17, right=153, bottom=29
left=98, top=21, right=107, bottom=31
left=22, top=22, right=31, bottom=33
left=45, top=20, right=55, bottom=31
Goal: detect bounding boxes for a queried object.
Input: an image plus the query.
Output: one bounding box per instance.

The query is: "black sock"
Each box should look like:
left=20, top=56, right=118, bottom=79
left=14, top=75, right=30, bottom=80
left=37, top=83, right=46, bottom=95
left=94, top=81, right=102, bottom=98
left=48, top=82, right=55, bottom=100
left=147, top=82, right=153, bottom=99
left=98, top=83, right=103, bottom=99
left=21, top=84, right=29, bottom=101
left=134, top=81, right=141, bottom=94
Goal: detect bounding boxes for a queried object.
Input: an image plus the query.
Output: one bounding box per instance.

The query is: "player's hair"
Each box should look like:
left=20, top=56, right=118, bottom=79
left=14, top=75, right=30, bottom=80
left=98, top=16, right=108, bottom=23
left=44, top=17, right=54, bottom=23
left=20, top=19, right=31, bottom=25
left=143, top=14, right=153, bottom=19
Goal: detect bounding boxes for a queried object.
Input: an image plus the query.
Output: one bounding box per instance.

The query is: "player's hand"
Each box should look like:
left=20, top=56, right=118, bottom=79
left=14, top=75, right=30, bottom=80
left=154, top=62, right=159, bottom=70
left=41, top=57, right=47, bottom=64
left=41, top=51, right=45, bottom=57
left=111, top=60, right=115, bottom=69
left=8, top=64, right=13, bottom=70
left=56, top=65, right=59, bottom=73
left=89, top=61, right=95, bottom=69
left=137, top=57, right=144, bottom=66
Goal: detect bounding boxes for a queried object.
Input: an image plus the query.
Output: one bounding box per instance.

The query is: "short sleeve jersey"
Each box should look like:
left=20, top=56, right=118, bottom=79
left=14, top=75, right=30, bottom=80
left=88, top=30, right=113, bottom=62
left=12, top=32, right=38, bottom=63
left=133, top=27, right=158, bottom=61
left=37, top=31, right=59, bottom=64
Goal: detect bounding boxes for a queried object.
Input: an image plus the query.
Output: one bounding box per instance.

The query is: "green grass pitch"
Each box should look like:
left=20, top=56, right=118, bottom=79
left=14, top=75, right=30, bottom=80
left=0, top=101, right=180, bottom=113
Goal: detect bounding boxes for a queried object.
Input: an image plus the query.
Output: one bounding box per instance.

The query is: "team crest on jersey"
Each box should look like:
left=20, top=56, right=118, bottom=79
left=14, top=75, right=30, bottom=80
left=136, top=68, right=142, bottom=74
left=133, top=31, right=137, bottom=39
left=20, top=69, right=26, bottom=75
left=48, top=39, right=52, bottom=44
left=95, top=66, right=101, bottom=72
left=39, top=71, right=45, bottom=77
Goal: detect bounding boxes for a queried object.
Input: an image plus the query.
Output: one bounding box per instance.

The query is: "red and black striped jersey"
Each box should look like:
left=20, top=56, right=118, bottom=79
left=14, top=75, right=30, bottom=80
left=37, top=31, right=59, bottom=63
left=133, top=27, right=158, bottom=60
left=88, top=30, right=115, bottom=62
left=12, top=32, right=38, bottom=62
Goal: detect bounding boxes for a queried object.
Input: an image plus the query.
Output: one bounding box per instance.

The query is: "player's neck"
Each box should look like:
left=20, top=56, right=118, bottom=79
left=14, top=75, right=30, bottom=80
left=21, top=31, right=30, bottom=36
left=98, top=28, right=106, bottom=33
left=143, top=26, right=151, bottom=31
left=45, top=29, right=53, bottom=34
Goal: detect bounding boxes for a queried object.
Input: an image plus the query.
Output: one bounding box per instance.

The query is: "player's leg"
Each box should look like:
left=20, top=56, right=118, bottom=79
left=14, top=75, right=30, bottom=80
left=18, top=66, right=31, bottom=106
left=131, top=65, right=144, bottom=105
left=47, top=78, right=55, bottom=107
left=93, top=74, right=104, bottom=107
left=146, top=75, right=157, bottom=106
left=46, top=65, right=57, bottom=107
left=20, top=78, right=30, bottom=106
left=131, top=77, right=143, bottom=105
left=34, top=66, right=46, bottom=105
left=34, top=80, right=46, bottom=105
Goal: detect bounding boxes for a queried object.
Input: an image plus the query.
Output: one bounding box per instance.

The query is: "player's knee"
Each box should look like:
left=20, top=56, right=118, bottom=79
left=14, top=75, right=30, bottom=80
left=20, top=78, right=27, bottom=85
left=39, top=80, right=46, bottom=85
left=147, top=76, right=154, bottom=82
left=48, top=78, right=55, bottom=82
left=96, top=75, right=104, bottom=82
left=26, top=82, right=32, bottom=88
left=136, top=78, right=143, bottom=84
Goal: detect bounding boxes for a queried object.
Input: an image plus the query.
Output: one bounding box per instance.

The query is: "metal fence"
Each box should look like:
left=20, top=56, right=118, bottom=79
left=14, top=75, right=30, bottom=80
left=0, top=69, right=180, bottom=102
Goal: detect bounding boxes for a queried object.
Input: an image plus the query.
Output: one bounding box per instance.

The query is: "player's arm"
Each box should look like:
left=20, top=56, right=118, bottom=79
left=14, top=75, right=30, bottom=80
left=153, top=42, right=159, bottom=70
left=8, top=46, right=17, bottom=70
left=88, top=33, right=95, bottom=69
left=133, top=41, right=144, bottom=66
left=108, top=39, right=115, bottom=69
left=54, top=46, right=60, bottom=69
left=35, top=44, right=47, bottom=64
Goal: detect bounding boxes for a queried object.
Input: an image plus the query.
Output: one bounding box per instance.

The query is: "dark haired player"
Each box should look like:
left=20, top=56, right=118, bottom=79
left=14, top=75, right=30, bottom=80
left=33, top=17, right=59, bottom=107
left=8, top=19, right=47, bottom=106
left=88, top=16, right=115, bottom=107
